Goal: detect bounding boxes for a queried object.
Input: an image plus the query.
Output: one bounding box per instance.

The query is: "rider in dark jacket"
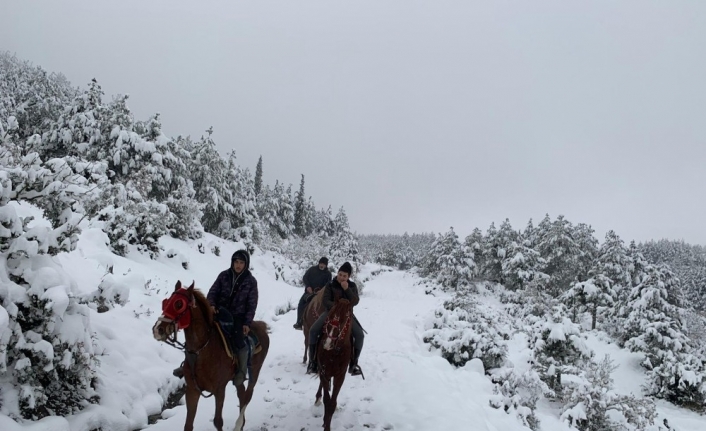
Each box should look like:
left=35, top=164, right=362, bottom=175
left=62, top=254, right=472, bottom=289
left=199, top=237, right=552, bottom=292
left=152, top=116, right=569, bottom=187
left=306, top=262, right=364, bottom=377
left=293, top=257, right=332, bottom=330
left=173, top=249, right=258, bottom=386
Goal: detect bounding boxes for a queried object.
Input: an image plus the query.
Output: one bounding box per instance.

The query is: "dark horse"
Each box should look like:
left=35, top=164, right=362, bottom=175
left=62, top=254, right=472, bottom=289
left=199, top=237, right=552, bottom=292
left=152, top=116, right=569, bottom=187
left=314, top=298, right=354, bottom=431
left=152, top=281, right=270, bottom=431
left=302, top=288, right=326, bottom=364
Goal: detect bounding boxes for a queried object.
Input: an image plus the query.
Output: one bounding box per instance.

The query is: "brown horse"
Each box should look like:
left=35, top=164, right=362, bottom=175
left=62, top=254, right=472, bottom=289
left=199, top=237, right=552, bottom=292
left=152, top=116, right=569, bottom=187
left=314, top=298, right=354, bottom=431
left=152, top=281, right=270, bottom=431
left=302, top=287, right=326, bottom=364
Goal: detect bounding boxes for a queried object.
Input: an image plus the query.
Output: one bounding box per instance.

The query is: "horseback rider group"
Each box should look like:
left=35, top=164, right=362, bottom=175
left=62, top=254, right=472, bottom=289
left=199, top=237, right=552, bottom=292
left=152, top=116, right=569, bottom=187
left=172, top=252, right=364, bottom=385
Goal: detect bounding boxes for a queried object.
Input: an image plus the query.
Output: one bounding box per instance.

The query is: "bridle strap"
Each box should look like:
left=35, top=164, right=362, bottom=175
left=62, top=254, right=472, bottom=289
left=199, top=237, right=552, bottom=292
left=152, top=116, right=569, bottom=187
left=160, top=291, right=215, bottom=398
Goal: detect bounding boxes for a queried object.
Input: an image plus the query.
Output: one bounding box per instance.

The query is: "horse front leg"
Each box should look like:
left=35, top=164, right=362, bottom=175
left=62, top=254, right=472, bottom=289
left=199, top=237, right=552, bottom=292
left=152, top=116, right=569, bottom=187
left=323, top=373, right=345, bottom=431
left=315, top=378, right=323, bottom=406
left=234, top=383, right=249, bottom=431
left=183, top=384, right=200, bottom=431
left=213, top=384, right=226, bottom=431
left=322, top=376, right=334, bottom=431
left=303, top=330, right=309, bottom=364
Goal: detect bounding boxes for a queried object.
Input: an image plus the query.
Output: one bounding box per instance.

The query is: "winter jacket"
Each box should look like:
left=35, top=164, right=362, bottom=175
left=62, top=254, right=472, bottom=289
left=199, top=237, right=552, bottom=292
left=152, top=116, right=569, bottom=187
left=302, top=265, right=332, bottom=292
left=323, top=278, right=359, bottom=311
left=207, top=266, right=258, bottom=326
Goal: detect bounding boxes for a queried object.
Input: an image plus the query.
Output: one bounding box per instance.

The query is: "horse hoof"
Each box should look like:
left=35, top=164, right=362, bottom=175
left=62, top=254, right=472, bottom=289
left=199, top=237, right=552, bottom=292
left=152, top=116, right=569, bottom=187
left=315, top=398, right=322, bottom=406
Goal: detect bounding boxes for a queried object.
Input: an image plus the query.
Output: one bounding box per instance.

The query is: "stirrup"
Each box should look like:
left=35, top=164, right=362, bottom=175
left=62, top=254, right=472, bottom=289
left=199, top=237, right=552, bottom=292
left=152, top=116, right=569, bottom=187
left=306, top=361, right=318, bottom=374
left=293, top=323, right=303, bottom=330
left=349, top=364, right=364, bottom=379
left=173, top=363, right=184, bottom=378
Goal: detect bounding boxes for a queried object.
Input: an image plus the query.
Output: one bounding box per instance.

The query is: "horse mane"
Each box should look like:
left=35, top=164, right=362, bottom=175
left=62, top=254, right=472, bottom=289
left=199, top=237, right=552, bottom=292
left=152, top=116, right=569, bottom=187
left=328, top=298, right=353, bottom=326
left=310, top=288, right=326, bottom=308
left=192, top=288, right=215, bottom=326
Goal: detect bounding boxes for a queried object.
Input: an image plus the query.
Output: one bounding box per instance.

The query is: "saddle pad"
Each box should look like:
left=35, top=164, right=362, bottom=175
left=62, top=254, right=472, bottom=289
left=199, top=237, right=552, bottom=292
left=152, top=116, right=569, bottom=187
left=215, top=323, right=262, bottom=358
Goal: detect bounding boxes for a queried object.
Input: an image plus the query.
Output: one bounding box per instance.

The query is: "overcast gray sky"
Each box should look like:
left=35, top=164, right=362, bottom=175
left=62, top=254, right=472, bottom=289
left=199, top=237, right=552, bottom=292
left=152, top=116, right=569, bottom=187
left=3, top=1, right=705, bottom=244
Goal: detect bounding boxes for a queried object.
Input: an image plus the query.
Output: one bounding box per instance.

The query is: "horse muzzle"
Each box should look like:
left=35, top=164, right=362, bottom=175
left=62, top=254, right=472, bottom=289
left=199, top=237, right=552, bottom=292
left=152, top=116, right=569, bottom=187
left=153, top=316, right=174, bottom=341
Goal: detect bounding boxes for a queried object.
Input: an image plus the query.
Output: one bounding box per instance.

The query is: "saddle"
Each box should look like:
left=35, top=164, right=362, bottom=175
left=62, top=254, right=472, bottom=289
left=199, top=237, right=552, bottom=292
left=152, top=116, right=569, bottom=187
left=215, top=307, right=262, bottom=363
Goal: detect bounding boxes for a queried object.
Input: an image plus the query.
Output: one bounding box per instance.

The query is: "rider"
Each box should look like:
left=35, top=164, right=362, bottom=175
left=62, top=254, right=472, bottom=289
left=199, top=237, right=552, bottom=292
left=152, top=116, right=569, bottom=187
left=306, top=262, right=364, bottom=377
left=173, top=249, right=258, bottom=386
left=293, top=257, right=332, bottom=330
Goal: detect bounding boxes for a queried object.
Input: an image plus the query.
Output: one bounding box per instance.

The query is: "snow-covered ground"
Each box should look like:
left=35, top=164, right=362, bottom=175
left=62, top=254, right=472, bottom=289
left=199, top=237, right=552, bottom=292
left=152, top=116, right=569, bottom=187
left=2, top=221, right=705, bottom=431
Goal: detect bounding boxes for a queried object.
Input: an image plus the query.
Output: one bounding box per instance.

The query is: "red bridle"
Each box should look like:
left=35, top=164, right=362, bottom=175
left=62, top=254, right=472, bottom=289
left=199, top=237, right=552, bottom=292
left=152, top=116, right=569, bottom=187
left=322, top=307, right=352, bottom=351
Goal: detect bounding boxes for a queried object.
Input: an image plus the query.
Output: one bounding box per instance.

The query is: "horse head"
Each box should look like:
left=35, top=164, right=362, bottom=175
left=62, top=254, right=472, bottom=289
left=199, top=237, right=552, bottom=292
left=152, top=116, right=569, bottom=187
left=152, top=280, right=196, bottom=342
left=322, top=298, right=353, bottom=352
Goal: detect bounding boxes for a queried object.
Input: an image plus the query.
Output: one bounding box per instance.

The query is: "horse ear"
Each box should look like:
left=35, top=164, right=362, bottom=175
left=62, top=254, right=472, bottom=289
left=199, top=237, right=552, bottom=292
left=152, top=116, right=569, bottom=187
left=188, top=281, right=195, bottom=292
left=174, top=281, right=182, bottom=292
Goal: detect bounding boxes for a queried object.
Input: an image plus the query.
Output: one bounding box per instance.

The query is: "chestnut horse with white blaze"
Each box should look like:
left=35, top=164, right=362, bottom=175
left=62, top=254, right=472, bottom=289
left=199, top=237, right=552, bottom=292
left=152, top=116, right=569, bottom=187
left=314, top=298, right=354, bottom=431
left=152, top=281, right=269, bottom=431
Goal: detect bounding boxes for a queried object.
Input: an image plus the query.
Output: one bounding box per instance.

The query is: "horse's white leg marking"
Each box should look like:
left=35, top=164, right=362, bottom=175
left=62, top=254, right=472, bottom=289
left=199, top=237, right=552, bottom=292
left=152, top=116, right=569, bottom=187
left=234, top=403, right=248, bottom=431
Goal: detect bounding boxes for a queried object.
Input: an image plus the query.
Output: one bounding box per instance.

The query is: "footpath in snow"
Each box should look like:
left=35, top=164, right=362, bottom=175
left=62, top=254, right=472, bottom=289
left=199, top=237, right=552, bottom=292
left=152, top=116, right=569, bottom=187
left=146, top=266, right=530, bottom=431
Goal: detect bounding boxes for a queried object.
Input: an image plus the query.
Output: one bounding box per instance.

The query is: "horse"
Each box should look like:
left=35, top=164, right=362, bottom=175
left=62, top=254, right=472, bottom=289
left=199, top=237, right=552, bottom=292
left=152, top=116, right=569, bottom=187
left=152, top=281, right=270, bottom=431
left=314, top=298, right=354, bottom=431
left=302, top=287, right=326, bottom=364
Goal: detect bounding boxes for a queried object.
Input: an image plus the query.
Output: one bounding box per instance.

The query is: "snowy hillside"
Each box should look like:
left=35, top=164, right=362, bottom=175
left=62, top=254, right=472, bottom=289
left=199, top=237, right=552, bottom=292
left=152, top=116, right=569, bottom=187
left=1, top=203, right=704, bottom=431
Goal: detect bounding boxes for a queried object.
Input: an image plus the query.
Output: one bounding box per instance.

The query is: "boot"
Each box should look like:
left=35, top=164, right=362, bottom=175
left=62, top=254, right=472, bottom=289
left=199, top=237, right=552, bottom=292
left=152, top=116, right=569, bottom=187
left=349, top=349, right=363, bottom=378
left=293, top=304, right=304, bottom=330
left=306, top=344, right=318, bottom=374
left=232, top=346, right=249, bottom=386
left=173, top=363, right=184, bottom=378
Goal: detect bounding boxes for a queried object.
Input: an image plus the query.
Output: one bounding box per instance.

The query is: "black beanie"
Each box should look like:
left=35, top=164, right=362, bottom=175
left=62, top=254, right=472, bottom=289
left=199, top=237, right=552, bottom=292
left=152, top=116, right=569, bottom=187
left=319, top=257, right=329, bottom=265
left=338, top=262, right=353, bottom=275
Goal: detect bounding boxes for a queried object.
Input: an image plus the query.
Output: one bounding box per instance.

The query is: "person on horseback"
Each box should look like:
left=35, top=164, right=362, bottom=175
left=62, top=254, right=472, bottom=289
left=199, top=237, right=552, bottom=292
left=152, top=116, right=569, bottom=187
left=173, top=249, right=258, bottom=386
left=293, top=257, right=332, bottom=330
left=306, top=261, right=364, bottom=377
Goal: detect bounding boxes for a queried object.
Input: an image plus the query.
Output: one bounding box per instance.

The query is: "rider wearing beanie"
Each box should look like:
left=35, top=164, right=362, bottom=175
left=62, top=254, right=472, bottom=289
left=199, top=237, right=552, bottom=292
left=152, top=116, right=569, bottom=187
left=306, top=261, right=365, bottom=377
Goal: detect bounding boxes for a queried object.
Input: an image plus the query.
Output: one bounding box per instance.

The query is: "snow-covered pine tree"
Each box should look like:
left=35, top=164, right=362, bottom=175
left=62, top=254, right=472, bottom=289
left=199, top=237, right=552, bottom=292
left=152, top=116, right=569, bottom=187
left=329, top=207, right=360, bottom=269
left=1, top=118, right=98, bottom=419
left=421, top=227, right=474, bottom=290
left=222, top=151, right=260, bottom=246
left=274, top=181, right=295, bottom=239
left=137, top=115, right=203, bottom=241
left=562, top=275, right=613, bottom=330
left=293, top=174, right=306, bottom=236
left=501, top=239, right=549, bottom=291
left=573, top=223, right=599, bottom=281
left=639, top=239, right=706, bottom=312
left=464, top=228, right=484, bottom=271
left=523, top=218, right=538, bottom=248
left=41, top=78, right=106, bottom=161
left=561, top=355, right=657, bottom=431
left=481, top=222, right=500, bottom=281
left=621, top=263, right=706, bottom=408
left=303, top=197, right=317, bottom=237
left=320, top=205, right=336, bottom=237
left=254, top=155, right=263, bottom=197
left=566, top=230, right=632, bottom=330
left=424, top=295, right=508, bottom=370
left=530, top=304, right=594, bottom=395
left=481, top=219, right=519, bottom=284
left=536, top=215, right=583, bottom=296
left=0, top=53, right=78, bottom=151
left=189, top=128, right=233, bottom=235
